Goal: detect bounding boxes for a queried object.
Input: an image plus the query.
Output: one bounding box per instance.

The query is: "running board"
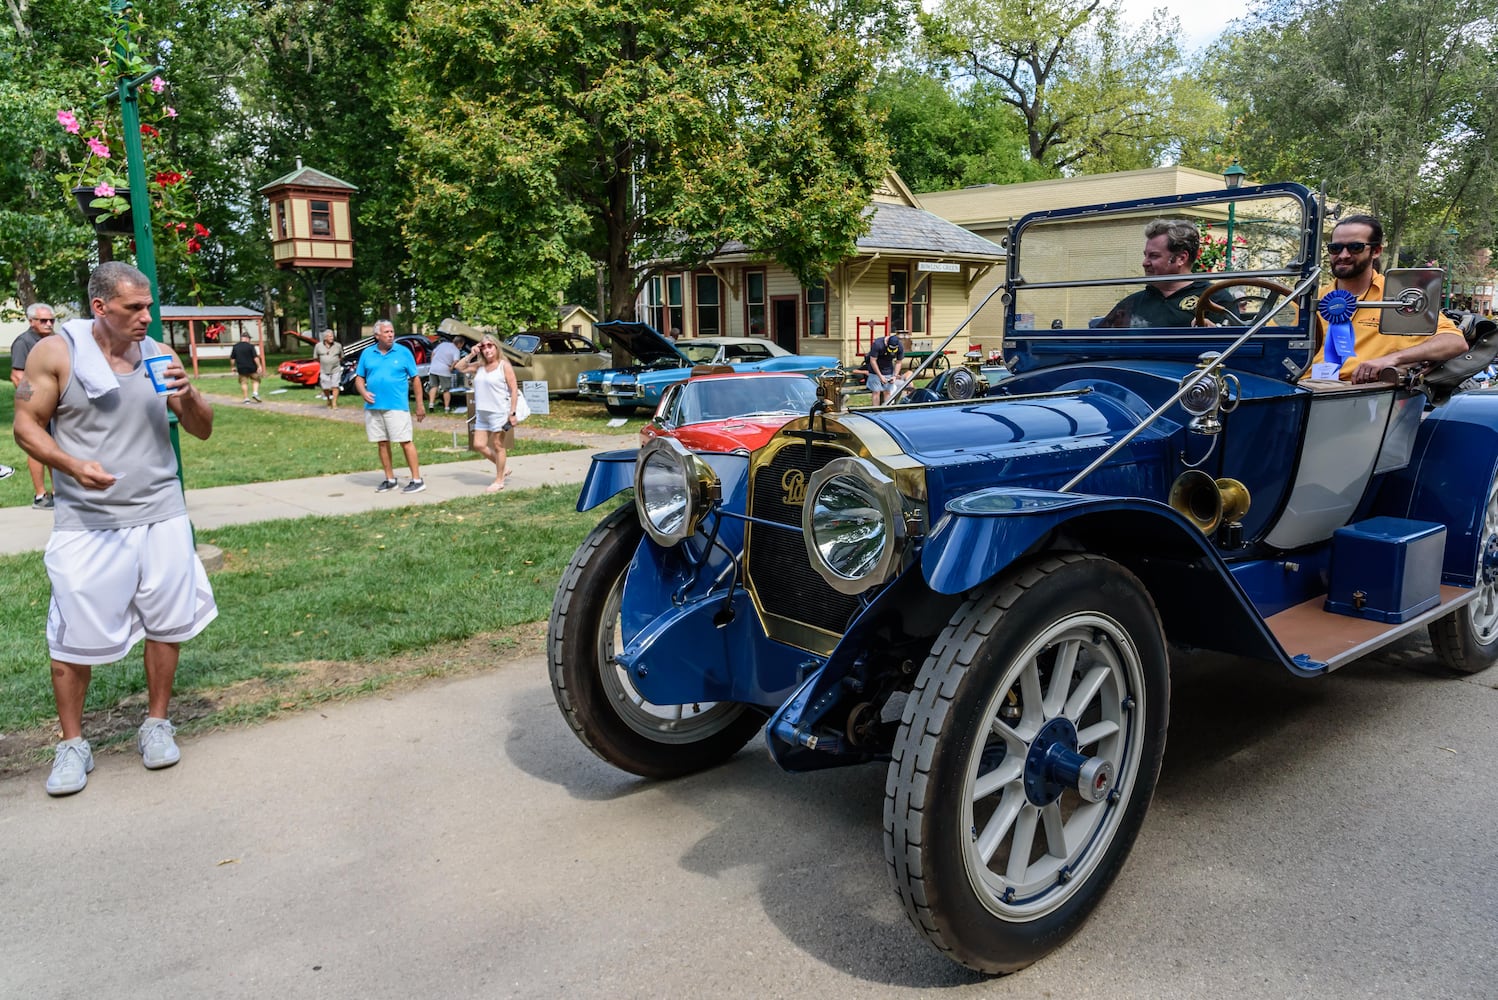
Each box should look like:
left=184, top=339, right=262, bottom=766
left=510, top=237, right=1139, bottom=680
left=1266, top=585, right=1474, bottom=673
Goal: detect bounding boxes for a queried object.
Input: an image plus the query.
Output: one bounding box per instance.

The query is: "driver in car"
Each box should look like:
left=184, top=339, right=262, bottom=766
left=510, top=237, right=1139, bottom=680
left=1097, top=219, right=1241, bottom=328
left=1312, top=214, right=1466, bottom=383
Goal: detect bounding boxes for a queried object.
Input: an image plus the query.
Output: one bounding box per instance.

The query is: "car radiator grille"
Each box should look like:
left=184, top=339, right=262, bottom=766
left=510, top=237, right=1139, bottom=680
left=746, top=442, right=863, bottom=638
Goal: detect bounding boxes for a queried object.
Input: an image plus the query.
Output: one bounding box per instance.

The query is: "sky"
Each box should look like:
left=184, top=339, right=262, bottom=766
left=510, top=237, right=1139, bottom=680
left=1117, top=0, right=1254, bottom=52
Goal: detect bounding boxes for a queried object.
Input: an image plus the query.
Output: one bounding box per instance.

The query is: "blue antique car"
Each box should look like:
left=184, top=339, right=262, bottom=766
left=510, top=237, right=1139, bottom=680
left=547, top=183, right=1498, bottom=973
left=576, top=321, right=838, bottom=415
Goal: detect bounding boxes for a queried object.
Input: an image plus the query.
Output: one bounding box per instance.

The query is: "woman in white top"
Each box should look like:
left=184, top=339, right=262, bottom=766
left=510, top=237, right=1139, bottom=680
left=454, top=334, right=520, bottom=492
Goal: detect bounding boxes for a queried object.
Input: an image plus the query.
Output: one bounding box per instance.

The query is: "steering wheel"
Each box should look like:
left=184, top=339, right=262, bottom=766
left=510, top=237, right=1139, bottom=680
left=1193, top=277, right=1295, bottom=327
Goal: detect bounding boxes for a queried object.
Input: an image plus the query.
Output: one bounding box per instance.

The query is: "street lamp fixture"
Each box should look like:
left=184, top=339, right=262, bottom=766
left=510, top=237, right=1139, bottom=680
left=1222, top=161, right=1247, bottom=269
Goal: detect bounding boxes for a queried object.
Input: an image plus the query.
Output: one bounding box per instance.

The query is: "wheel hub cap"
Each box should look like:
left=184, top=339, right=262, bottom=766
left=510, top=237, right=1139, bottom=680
left=1023, top=717, right=1114, bottom=806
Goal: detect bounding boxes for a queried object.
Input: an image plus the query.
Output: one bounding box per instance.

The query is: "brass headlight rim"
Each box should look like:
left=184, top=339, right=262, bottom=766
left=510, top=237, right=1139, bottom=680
left=802, top=456, right=907, bottom=595
left=634, top=437, right=718, bottom=547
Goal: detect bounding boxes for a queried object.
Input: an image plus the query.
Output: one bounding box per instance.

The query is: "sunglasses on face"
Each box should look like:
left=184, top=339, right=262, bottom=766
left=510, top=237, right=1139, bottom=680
left=1327, top=241, right=1373, bottom=255
left=35, top=318, right=55, bottom=324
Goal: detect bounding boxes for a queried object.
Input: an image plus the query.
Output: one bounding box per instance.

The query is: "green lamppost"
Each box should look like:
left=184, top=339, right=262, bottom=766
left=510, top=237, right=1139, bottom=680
left=109, top=0, right=164, bottom=348
left=1444, top=225, right=1460, bottom=309
left=1222, top=160, right=1247, bottom=271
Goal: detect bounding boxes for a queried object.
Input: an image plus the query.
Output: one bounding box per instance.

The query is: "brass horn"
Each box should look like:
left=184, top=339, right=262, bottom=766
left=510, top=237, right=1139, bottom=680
left=1168, top=471, right=1252, bottom=534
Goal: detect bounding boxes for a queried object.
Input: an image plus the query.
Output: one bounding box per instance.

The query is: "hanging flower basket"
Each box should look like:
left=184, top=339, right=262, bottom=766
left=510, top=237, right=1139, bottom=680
left=72, top=186, right=135, bottom=235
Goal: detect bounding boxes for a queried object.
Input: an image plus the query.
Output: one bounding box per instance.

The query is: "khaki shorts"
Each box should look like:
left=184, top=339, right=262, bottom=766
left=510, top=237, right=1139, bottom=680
left=365, top=408, right=414, bottom=443
left=45, top=514, right=218, bottom=665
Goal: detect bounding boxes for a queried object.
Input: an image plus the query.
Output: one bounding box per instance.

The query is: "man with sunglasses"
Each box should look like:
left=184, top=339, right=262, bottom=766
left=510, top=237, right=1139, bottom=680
left=7, top=303, right=57, bottom=497
left=1315, top=214, right=1465, bottom=383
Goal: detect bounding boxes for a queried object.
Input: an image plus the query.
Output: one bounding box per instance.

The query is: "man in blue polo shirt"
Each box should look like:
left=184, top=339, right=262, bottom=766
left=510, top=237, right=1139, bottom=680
left=354, top=319, right=427, bottom=493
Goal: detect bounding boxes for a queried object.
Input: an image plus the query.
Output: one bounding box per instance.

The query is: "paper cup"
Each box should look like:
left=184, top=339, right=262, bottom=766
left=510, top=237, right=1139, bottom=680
left=144, top=354, right=173, bottom=395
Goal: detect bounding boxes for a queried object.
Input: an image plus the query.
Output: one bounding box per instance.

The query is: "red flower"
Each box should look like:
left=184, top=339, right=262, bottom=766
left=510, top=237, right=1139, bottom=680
left=175, top=221, right=187, bottom=232
left=193, top=222, right=209, bottom=237
left=186, top=237, right=201, bottom=254
left=153, top=170, right=183, bottom=187
left=140, top=124, right=160, bottom=138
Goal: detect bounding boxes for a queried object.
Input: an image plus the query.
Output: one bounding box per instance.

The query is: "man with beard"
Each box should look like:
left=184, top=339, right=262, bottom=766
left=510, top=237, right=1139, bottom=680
left=1096, top=218, right=1241, bottom=328
left=1314, top=214, right=1466, bottom=383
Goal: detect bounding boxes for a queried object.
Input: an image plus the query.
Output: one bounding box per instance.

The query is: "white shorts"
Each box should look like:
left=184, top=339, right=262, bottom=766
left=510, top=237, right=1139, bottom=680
left=365, top=408, right=414, bottom=443
left=319, top=370, right=341, bottom=390
left=474, top=410, right=510, bottom=433
left=45, top=514, right=218, bottom=665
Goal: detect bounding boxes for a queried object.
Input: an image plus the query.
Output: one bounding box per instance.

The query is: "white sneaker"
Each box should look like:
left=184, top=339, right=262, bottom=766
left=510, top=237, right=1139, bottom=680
left=46, top=738, right=94, bottom=796
left=138, top=718, right=181, bottom=769
left=0, top=464, right=14, bottom=480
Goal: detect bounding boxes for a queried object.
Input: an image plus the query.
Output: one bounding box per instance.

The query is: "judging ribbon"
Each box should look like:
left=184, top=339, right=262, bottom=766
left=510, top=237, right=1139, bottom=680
left=1317, top=289, right=1359, bottom=368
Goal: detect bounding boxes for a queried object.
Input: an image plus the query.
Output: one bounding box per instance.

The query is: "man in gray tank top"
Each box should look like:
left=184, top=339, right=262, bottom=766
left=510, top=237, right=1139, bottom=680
left=13, top=262, right=218, bottom=796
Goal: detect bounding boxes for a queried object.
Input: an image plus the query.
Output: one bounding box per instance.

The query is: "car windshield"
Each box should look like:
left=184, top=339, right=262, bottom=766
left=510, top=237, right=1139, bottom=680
left=679, top=343, right=724, bottom=364
left=681, top=378, right=816, bottom=423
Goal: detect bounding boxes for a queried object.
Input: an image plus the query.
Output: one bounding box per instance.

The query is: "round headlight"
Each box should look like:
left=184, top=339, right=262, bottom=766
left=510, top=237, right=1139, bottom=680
left=635, top=437, right=720, bottom=547
left=802, top=458, right=908, bottom=594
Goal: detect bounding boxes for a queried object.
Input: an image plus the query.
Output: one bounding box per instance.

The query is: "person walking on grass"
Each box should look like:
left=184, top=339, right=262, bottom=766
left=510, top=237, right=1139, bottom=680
left=13, top=262, right=217, bottom=797
left=354, top=318, right=427, bottom=494
left=10, top=302, right=56, bottom=505
left=454, top=333, right=518, bottom=492
left=231, top=330, right=263, bottom=402
left=427, top=334, right=461, bottom=412
left=313, top=328, right=343, bottom=408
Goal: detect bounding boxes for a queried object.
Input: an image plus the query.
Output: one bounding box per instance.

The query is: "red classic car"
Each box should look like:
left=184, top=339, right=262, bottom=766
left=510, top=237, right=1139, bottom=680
left=278, top=334, right=443, bottom=390
left=640, top=370, right=818, bottom=452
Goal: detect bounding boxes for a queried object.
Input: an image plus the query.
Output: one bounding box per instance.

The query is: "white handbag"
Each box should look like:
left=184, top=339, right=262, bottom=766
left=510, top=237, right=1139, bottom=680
left=512, top=389, right=531, bottom=423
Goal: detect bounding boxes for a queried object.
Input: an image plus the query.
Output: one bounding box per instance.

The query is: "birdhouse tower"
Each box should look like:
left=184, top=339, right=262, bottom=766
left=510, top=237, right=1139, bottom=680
left=259, top=159, right=357, bottom=338
left=259, top=159, right=357, bottom=269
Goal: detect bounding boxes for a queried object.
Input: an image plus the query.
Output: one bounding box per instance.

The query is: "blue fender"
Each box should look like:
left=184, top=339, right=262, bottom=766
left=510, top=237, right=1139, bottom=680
left=576, top=449, right=638, bottom=512
left=1375, top=392, right=1498, bottom=585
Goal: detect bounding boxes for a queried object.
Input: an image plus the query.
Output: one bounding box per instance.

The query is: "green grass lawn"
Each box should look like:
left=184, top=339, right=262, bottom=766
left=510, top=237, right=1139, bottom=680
left=0, top=485, right=609, bottom=735
left=0, top=375, right=594, bottom=505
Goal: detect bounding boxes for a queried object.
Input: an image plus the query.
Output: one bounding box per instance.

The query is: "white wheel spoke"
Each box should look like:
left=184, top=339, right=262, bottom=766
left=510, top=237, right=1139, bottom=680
left=972, top=754, right=1024, bottom=801
left=990, top=717, right=1031, bottom=757
left=1018, top=660, right=1045, bottom=726
left=1062, top=664, right=1111, bottom=720
left=975, top=786, right=1025, bottom=863
left=1040, top=801, right=1069, bottom=858
left=1075, top=718, right=1120, bottom=748
left=1041, top=638, right=1080, bottom=718
left=1005, top=804, right=1040, bottom=884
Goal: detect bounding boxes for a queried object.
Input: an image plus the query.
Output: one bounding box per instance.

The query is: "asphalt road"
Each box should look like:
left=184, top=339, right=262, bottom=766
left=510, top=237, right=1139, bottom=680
left=3, top=633, right=1496, bottom=1000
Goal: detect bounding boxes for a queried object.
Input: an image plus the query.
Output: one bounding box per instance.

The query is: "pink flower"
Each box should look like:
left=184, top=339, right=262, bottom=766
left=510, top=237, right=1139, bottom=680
left=150, top=76, right=165, bottom=94
left=94, top=183, right=115, bottom=197
left=57, top=109, right=80, bottom=134
left=165, top=107, right=177, bottom=118
left=86, top=137, right=111, bottom=159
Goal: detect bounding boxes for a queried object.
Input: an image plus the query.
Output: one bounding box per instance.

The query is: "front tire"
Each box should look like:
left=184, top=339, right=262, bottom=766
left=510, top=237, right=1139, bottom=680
left=1430, top=473, right=1498, bottom=673
left=884, top=554, right=1169, bottom=974
left=547, top=504, right=762, bottom=779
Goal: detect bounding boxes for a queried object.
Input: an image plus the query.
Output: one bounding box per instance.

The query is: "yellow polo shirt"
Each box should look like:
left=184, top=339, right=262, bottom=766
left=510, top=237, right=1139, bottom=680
left=1313, top=271, right=1463, bottom=380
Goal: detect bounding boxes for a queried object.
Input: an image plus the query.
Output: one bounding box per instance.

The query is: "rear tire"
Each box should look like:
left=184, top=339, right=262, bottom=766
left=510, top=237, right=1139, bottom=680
left=548, top=504, right=762, bottom=778
left=885, top=553, right=1168, bottom=974
left=1430, top=474, right=1498, bottom=673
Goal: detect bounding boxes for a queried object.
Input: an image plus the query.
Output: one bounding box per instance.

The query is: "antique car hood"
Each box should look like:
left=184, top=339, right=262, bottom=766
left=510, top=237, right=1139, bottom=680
left=593, top=321, right=686, bottom=368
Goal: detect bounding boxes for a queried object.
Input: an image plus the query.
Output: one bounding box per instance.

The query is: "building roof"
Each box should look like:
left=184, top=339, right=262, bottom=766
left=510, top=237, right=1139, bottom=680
left=917, top=166, right=1228, bottom=229
left=714, top=202, right=1004, bottom=263
left=258, top=162, right=358, bottom=194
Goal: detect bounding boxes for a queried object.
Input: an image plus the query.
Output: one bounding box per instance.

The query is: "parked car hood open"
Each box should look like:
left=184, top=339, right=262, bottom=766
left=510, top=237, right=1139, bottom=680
left=592, top=321, right=685, bottom=369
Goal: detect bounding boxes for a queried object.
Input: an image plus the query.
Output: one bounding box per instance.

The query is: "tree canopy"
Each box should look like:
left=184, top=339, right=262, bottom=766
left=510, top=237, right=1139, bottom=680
left=1211, top=0, right=1498, bottom=263
left=395, top=0, right=889, bottom=323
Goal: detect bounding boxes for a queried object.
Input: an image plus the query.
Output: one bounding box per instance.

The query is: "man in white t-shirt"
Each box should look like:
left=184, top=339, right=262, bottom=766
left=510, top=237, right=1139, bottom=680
left=427, top=336, right=462, bottom=411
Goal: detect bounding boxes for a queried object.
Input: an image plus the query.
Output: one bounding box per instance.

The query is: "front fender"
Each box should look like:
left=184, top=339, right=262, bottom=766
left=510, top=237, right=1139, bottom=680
left=576, top=449, right=638, bottom=512
left=922, top=488, right=1212, bottom=594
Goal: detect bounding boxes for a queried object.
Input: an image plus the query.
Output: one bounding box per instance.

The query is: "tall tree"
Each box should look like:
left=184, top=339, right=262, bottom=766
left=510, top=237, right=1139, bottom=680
left=0, top=0, right=101, bottom=308
left=1211, top=0, right=1498, bottom=263
left=921, top=0, right=1188, bottom=174
left=871, top=68, right=1051, bottom=191
left=395, top=0, right=889, bottom=323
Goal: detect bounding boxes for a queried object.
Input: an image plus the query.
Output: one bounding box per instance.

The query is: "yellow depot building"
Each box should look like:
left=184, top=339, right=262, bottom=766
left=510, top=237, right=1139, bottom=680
left=640, top=171, right=1005, bottom=367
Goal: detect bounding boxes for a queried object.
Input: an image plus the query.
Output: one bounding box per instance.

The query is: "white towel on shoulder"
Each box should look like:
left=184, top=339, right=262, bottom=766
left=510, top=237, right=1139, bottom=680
left=60, top=318, right=160, bottom=399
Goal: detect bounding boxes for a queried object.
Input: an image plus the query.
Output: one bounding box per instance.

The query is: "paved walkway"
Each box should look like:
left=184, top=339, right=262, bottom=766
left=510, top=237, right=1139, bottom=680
left=0, top=395, right=631, bottom=554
